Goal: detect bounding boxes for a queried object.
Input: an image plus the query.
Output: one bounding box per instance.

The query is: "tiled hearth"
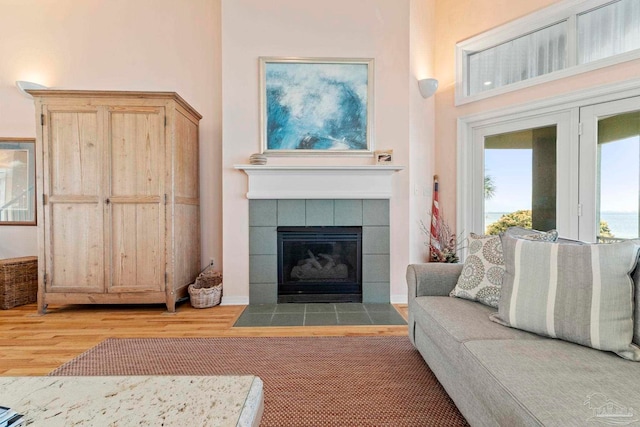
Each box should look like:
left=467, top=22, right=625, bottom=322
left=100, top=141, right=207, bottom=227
left=249, top=199, right=390, bottom=304
left=234, top=303, right=406, bottom=327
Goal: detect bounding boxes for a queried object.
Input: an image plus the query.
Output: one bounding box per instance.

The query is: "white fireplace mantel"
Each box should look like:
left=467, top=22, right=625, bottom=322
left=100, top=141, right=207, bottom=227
left=234, top=165, right=404, bottom=199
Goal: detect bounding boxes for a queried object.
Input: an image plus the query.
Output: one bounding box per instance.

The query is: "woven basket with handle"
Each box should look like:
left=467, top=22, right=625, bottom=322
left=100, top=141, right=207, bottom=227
left=188, top=270, right=222, bottom=308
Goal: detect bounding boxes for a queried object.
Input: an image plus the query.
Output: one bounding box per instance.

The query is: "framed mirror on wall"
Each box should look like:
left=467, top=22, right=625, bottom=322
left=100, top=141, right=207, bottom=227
left=0, top=138, right=36, bottom=225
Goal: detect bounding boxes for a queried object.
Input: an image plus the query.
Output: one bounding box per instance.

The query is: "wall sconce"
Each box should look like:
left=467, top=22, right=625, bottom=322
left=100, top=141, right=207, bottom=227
left=418, top=78, right=438, bottom=98
left=15, top=81, right=48, bottom=98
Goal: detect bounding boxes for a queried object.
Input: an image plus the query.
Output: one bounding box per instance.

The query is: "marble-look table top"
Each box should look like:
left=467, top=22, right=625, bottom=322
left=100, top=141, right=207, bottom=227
left=0, top=375, right=263, bottom=427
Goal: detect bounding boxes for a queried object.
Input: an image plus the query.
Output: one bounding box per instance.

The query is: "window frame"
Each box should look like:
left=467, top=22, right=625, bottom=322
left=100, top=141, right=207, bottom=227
left=578, top=96, right=640, bottom=242
left=456, top=0, right=640, bottom=105
left=458, top=111, right=575, bottom=243
left=457, top=77, right=640, bottom=258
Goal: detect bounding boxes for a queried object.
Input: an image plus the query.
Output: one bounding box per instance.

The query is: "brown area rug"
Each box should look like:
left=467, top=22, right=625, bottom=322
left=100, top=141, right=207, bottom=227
left=51, top=336, right=468, bottom=426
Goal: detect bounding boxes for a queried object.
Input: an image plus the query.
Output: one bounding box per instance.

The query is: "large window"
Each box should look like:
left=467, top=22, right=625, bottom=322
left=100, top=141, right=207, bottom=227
left=459, top=112, right=572, bottom=240
left=458, top=82, right=640, bottom=247
left=457, top=0, right=640, bottom=104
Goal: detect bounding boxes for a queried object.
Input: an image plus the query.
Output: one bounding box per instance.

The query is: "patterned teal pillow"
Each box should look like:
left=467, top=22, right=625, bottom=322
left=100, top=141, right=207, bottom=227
left=515, top=229, right=558, bottom=241
left=505, top=226, right=559, bottom=242
left=450, top=233, right=504, bottom=308
left=450, top=228, right=559, bottom=308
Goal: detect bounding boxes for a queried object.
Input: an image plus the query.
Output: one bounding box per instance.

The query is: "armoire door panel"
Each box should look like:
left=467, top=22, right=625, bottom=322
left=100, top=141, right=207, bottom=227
left=48, top=111, right=101, bottom=197
left=107, top=107, right=165, bottom=293
left=48, top=203, right=104, bottom=292
left=44, top=106, right=104, bottom=293
left=110, top=203, right=163, bottom=292
left=110, top=111, right=163, bottom=197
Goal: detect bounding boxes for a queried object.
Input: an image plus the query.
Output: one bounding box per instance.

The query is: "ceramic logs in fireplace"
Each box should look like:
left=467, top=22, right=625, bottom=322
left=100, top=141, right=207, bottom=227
left=277, top=227, right=362, bottom=303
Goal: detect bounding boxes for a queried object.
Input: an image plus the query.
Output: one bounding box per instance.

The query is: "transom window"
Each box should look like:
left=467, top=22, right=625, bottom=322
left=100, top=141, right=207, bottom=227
left=468, top=22, right=568, bottom=97
left=457, top=0, right=640, bottom=104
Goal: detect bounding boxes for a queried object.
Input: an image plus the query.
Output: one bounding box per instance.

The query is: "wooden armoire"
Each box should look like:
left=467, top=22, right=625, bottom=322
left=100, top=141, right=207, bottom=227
left=29, top=90, right=201, bottom=313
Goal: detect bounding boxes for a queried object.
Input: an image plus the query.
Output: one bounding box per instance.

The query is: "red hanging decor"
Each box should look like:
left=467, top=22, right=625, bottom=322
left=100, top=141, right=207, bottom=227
left=429, top=175, right=443, bottom=261
left=425, top=175, right=461, bottom=263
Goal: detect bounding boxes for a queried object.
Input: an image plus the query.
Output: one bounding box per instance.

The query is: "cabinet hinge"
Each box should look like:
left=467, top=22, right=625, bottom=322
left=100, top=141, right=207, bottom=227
left=164, top=116, right=167, bottom=127
left=164, top=272, right=168, bottom=284
left=164, top=194, right=168, bottom=205
left=43, top=273, right=47, bottom=285
left=578, top=122, right=583, bottom=136
left=577, top=203, right=583, bottom=217
left=41, top=114, right=45, bottom=126
left=42, top=194, right=47, bottom=205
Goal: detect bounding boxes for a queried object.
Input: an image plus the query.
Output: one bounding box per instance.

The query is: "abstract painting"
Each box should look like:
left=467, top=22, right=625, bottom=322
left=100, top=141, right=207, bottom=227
left=260, top=57, right=374, bottom=155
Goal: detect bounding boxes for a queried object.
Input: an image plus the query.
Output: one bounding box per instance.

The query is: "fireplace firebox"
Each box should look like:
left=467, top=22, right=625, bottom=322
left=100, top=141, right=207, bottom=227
left=277, top=226, right=362, bottom=303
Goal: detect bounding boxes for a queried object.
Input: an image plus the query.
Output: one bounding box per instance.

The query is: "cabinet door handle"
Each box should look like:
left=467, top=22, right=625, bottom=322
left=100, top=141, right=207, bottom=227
left=105, top=198, right=110, bottom=205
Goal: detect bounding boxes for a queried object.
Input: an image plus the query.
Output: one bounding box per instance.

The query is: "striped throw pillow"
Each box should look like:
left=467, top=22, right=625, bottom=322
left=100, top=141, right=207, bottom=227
left=490, top=234, right=640, bottom=361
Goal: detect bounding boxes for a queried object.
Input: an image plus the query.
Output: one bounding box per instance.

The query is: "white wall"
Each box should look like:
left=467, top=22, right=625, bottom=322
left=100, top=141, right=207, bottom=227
left=222, top=0, right=423, bottom=304
left=0, top=0, right=222, bottom=267
left=409, top=0, right=437, bottom=264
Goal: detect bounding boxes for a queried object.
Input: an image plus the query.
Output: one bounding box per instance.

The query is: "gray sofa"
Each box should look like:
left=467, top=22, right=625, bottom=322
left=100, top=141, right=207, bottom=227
left=407, top=263, right=640, bottom=427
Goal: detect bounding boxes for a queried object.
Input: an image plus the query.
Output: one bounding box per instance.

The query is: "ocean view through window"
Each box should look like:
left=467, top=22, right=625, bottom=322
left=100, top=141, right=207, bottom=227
left=484, top=125, right=557, bottom=234
left=594, top=111, right=640, bottom=241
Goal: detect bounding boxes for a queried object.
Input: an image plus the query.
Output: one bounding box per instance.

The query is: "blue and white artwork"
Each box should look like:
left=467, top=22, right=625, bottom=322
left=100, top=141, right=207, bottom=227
left=262, top=59, right=371, bottom=153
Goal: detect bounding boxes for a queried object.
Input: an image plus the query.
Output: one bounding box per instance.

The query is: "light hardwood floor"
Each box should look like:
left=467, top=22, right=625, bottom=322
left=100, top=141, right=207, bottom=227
left=1, top=303, right=409, bottom=376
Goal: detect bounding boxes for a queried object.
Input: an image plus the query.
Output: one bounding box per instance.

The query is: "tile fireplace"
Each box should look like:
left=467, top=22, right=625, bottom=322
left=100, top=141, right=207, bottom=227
left=249, top=199, right=389, bottom=304
left=236, top=165, right=403, bottom=305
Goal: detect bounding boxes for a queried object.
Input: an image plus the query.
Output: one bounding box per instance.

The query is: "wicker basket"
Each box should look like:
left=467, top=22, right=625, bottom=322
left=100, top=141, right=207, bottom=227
left=0, top=256, right=38, bottom=310
left=188, top=271, right=222, bottom=308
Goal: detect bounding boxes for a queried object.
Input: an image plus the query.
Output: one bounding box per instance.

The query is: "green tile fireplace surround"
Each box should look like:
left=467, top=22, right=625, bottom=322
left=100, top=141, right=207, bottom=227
left=249, top=199, right=390, bottom=304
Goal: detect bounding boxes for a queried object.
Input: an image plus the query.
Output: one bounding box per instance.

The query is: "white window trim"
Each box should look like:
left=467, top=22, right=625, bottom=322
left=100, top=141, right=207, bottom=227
left=462, top=111, right=576, bottom=238
left=455, top=0, right=640, bottom=106
left=457, top=77, right=640, bottom=257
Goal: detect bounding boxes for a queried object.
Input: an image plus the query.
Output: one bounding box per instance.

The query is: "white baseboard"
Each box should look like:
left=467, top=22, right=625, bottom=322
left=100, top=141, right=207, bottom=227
left=220, top=296, right=250, bottom=306
left=390, top=294, right=408, bottom=304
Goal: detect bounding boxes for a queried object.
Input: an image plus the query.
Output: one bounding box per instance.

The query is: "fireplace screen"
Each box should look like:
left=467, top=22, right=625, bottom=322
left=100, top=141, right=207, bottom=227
left=277, top=226, right=362, bottom=303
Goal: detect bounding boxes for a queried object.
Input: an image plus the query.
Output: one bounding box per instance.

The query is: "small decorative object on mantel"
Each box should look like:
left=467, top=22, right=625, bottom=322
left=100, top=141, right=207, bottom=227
left=374, top=149, right=393, bottom=164
left=420, top=175, right=464, bottom=263
left=188, top=267, right=223, bottom=308
left=249, top=153, right=267, bottom=165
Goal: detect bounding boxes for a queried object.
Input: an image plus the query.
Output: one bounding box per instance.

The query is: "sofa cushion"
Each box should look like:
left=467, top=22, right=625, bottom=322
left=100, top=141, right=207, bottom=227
left=492, top=235, right=640, bottom=361
left=412, top=320, right=540, bottom=426
left=462, top=339, right=640, bottom=426
left=450, top=229, right=558, bottom=308
left=412, top=296, right=541, bottom=358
